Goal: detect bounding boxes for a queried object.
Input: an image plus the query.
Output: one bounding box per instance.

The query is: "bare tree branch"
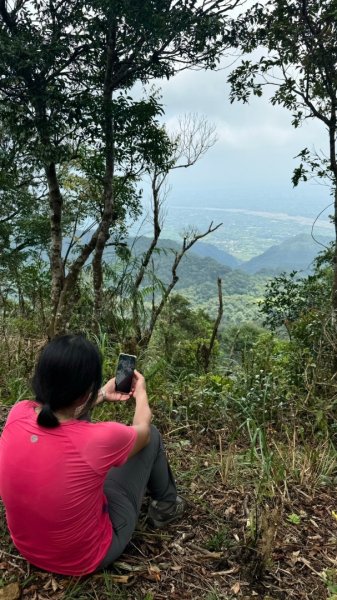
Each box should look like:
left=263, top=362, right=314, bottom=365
left=201, top=277, right=223, bottom=372
left=171, top=113, right=218, bottom=169
left=140, top=221, right=222, bottom=348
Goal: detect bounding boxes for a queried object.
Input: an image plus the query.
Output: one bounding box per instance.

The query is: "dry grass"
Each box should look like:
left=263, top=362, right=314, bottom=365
left=0, top=408, right=336, bottom=600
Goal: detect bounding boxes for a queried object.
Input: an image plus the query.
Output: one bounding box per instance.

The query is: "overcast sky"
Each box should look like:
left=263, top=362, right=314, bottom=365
left=139, top=61, right=332, bottom=220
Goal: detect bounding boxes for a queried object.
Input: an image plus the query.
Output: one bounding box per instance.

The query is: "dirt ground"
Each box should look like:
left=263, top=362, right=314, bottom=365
left=0, top=403, right=335, bottom=600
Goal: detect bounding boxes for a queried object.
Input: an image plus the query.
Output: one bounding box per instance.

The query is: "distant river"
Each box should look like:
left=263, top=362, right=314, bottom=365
left=183, top=207, right=333, bottom=230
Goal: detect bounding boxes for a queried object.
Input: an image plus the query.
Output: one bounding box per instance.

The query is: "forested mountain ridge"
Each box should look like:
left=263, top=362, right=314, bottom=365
left=103, top=236, right=269, bottom=323
left=124, top=236, right=233, bottom=286
left=98, top=234, right=331, bottom=323
left=123, top=233, right=331, bottom=280
left=184, top=239, right=241, bottom=268
left=241, top=233, right=332, bottom=274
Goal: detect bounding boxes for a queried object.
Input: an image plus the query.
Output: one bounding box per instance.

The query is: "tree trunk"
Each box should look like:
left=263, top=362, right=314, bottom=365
left=48, top=24, right=118, bottom=337
left=92, top=24, right=116, bottom=332
left=45, top=162, right=64, bottom=337
left=332, top=197, right=337, bottom=316
left=132, top=173, right=162, bottom=343
left=201, top=277, right=223, bottom=372
left=52, top=227, right=101, bottom=334
left=329, top=118, right=337, bottom=371
left=332, top=183, right=337, bottom=372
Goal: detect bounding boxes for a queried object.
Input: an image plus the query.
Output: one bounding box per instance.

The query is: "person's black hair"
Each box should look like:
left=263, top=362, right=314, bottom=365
left=33, top=334, right=102, bottom=428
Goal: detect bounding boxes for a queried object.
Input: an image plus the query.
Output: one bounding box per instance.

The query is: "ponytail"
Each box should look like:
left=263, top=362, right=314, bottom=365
left=37, top=404, right=59, bottom=429
left=32, top=334, right=102, bottom=427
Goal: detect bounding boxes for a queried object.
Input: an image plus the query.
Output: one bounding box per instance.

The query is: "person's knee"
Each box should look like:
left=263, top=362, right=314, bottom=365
left=150, top=424, right=160, bottom=436
left=149, top=424, right=162, bottom=449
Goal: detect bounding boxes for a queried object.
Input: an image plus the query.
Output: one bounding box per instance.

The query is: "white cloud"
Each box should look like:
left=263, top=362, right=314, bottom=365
left=216, top=121, right=294, bottom=149
left=134, top=57, right=330, bottom=212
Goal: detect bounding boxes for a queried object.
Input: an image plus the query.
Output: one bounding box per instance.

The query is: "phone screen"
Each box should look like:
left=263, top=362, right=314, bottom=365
left=115, top=353, right=136, bottom=393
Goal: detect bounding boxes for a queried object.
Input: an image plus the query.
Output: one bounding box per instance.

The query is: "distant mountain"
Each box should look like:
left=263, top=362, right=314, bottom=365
left=126, top=237, right=233, bottom=288
left=123, top=236, right=268, bottom=296
left=190, top=241, right=241, bottom=268
left=69, top=233, right=269, bottom=322
left=125, top=236, right=240, bottom=267
left=76, top=232, right=330, bottom=279
left=240, top=234, right=331, bottom=274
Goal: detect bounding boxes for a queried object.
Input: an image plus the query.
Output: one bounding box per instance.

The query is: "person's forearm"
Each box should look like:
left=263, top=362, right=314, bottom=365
left=133, top=391, right=152, bottom=427
left=95, top=387, right=106, bottom=405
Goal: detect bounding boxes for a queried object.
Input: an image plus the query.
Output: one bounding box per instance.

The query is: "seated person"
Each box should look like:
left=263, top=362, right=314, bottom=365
left=0, top=334, right=184, bottom=576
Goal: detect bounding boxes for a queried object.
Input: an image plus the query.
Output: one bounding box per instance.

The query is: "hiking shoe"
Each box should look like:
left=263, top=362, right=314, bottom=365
left=147, top=496, right=185, bottom=529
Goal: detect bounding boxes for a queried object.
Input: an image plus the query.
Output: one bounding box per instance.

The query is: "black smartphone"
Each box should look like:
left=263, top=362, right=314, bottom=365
left=115, top=353, right=137, bottom=393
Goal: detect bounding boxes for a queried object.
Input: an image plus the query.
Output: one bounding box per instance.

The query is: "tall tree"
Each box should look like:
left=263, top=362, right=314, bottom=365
left=0, top=0, right=238, bottom=336
left=228, top=0, right=337, bottom=326
left=0, top=126, right=49, bottom=308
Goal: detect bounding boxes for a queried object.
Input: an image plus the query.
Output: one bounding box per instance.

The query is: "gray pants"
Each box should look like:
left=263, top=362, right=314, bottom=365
left=98, top=425, right=177, bottom=569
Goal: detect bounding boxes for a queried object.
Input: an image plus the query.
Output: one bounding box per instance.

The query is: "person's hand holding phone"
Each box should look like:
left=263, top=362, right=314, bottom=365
left=100, top=377, right=133, bottom=403
left=131, top=370, right=146, bottom=399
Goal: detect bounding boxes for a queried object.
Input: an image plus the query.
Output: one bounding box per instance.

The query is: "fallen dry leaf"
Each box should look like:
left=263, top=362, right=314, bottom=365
left=290, top=550, right=301, bottom=565
left=110, top=575, right=132, bottom=584
left=146, top=565, right=161, bottom=581
left=231, top=581, right=241, bottom=595
left=224, top=505, right=236, bottom=516
left=0, top=582, right=21, bottom=600
left=93, top=573, right=132, bottom=584
left=210, top=567, right=240, bottom=577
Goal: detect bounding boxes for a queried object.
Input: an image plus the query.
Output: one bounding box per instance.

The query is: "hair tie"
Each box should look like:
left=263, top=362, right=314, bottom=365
left=37, top=403, right=59, bottom=429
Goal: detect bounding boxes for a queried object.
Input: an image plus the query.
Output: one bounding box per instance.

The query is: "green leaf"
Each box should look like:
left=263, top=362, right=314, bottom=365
left=287, top=513, right=301, bottom=525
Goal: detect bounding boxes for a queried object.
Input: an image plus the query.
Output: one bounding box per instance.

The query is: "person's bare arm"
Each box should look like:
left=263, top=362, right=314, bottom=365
left=95, top=370, right=151, bottom=458
left=128, top=371, right=151, bottom=458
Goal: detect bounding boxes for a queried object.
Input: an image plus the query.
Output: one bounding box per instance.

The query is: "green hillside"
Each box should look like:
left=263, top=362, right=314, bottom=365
left=241, top=233, right=332, bottom=274
left=121, top=237, right=269, bottom=322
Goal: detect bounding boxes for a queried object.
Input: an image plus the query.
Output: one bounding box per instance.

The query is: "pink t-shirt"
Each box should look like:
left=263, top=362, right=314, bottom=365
left=0, top=400, right=137, bottom=575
